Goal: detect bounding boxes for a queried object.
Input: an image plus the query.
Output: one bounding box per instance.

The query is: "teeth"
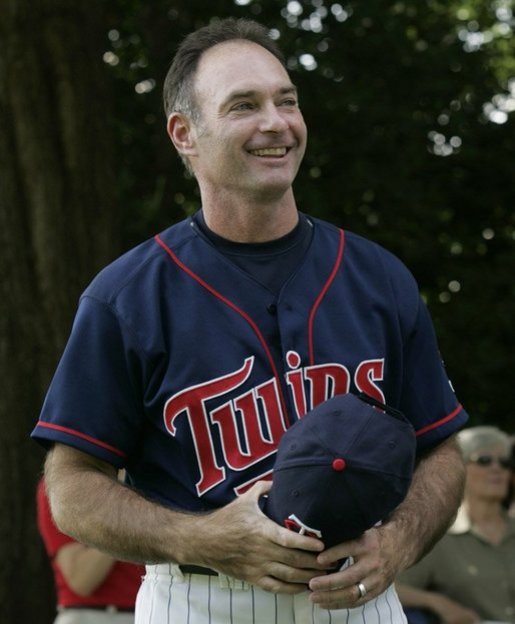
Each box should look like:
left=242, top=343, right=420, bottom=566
left=250, top=147, right=287, bottom=157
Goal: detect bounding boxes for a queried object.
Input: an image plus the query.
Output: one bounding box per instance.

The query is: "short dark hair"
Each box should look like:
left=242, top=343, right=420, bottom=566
left=163, top=17, right=286, bottom=120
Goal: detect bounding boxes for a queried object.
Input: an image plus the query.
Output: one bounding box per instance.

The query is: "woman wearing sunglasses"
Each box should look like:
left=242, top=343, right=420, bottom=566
left=396, top=426, right=515, bottom=624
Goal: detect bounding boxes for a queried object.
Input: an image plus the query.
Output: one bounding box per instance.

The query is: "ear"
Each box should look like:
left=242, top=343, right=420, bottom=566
left=167, top=112, right=197, bottom=158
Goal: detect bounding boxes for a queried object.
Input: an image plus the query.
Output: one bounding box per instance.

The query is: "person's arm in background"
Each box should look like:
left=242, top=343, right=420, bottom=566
left=44, top=443, right=328, bottom=594
left=55, top=543, right=116, bottom=597
left=37, top=474, right=118, bottom=597
left=309, top=436, right=466, bottom=609
left=395, top=582, right=480, bottom=624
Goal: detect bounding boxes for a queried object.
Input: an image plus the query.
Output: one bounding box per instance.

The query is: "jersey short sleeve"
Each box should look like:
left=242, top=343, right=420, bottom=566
left=400, top=296, right=467, bottom=452
left=32, top=295, right=145, bottom=466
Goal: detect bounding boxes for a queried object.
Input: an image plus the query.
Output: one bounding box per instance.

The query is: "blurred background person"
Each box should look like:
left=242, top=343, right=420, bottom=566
left=396, top=425, right=515, bottom=624
left=37, top=477, right=144, bottom=623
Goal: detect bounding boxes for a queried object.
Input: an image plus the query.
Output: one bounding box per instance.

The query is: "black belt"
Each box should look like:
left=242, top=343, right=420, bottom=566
left=180, top=564, right=218, bottom=576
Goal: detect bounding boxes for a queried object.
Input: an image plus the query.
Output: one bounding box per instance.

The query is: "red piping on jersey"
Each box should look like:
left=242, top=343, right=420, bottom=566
left=307, top=228, right=345, bottom=366
left=154, top=234, right=290, bottom=420
left=37, top=421, right=127, bottom=458
left=415, top=404, right=463, bottom=437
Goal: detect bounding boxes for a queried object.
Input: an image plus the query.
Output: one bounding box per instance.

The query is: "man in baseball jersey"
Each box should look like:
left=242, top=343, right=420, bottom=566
left=33, top=17, right=469, bottom=624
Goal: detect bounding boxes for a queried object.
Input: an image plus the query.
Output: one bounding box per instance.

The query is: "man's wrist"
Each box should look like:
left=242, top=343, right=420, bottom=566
left=377, top=516, right=420, bottom=575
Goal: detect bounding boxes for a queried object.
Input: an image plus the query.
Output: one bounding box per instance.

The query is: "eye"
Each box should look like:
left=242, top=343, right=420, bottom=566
left=231, top=101, right=255, bottom=112
left=279, top=97, right=298, bottom=107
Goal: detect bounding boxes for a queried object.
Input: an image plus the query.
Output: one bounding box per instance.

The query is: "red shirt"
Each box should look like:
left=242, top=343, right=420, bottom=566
left=37, top=479, right=144, bottom=608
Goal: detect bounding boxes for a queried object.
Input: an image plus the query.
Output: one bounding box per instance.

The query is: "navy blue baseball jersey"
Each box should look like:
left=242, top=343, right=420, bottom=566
left=32, top=214, right=468, bottom=511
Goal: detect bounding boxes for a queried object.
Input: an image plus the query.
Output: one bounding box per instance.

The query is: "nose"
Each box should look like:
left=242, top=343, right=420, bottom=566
left=259, top=102, right=289, bottom=133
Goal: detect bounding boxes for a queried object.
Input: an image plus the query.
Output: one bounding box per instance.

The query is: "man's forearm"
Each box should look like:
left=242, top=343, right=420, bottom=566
left=45, top=444, right=198, bottom=564
left=44, top=443, right=326, bottom=594
left=382, top=434, right=465, bottom=572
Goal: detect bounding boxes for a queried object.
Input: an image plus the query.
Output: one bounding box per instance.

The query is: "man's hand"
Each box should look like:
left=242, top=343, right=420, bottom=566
left=308, top=436, right=465, bottom=610
left=185, top=480, right=329, bottom=594
left=307, top=524, right=400, bottom=610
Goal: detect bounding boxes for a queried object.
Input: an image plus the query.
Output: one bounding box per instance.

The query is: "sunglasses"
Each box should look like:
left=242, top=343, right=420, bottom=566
left=469, top=454, right=512, bottom=469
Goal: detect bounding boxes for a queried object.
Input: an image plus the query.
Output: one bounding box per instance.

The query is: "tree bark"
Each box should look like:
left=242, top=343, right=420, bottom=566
left=0, top=1, right=118, bottom=621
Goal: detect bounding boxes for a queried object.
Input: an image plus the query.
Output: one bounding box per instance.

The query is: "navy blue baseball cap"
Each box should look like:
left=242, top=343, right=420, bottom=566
left=262, top=393, right=416, bottom=547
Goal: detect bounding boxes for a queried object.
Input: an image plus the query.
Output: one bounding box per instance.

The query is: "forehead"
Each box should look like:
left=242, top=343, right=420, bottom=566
left=193, top=40, right=293, bottom=104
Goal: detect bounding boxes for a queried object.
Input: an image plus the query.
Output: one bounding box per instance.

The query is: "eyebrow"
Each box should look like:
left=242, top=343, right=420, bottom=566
left=221, top=85, right=298, bottom=108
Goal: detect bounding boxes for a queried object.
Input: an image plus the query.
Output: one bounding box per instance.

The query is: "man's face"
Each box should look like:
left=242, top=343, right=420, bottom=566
left=187, top=40, right=307, bottom=202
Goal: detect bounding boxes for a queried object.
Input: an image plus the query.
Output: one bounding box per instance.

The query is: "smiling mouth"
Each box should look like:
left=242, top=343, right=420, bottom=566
left=249, top=147, right=288, bottom=157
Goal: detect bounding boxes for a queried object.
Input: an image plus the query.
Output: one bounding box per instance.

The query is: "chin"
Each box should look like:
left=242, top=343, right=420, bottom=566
left=256, top=172, right=296, bottom=193
left=251, top=182, right=293, bottom=202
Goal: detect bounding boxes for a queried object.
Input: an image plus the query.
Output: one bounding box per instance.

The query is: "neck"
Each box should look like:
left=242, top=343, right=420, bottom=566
left=464, top=498, right=507, bottom=544
left=200, top=187, right=299, bottom=243
left=466, top=498, right=504, bottom=521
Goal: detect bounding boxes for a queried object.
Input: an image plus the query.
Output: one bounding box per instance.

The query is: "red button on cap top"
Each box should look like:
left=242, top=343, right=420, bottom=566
left=332, top=458, right=346, bottom=471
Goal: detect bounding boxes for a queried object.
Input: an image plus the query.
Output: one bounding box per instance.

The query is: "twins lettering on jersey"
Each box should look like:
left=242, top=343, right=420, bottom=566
left=164, top=350, right=384, bottom=497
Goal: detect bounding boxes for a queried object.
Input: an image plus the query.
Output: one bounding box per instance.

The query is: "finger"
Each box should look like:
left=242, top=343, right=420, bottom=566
left=267, top=561, right=328, bottom=585
left=244, top=483, right=327, bottom=557
left=316, top=532, right=370, bottom=566
left=311, top=569, right=385, bottom=610
left=310, top=577, right=374, bottom=610
left=258, top=515, right=325, bottom=553
left=275, top=527, right=325, bottom=553
left=258, top=575, right=312, bottom=595
left=246, top=479, right=273, bottom=499
left=255, top=540, right=330, bottom=574
left=245, top=481, right=327, bottom=553
left=309, top=564, right=373, bottom=594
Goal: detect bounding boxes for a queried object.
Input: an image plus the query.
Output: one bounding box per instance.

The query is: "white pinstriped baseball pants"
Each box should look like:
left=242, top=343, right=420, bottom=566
left=135, top=564, right=408, bottom=624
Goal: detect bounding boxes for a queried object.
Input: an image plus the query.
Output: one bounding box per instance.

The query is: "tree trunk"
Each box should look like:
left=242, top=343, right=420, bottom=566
left=0, top=1, right=118, bottom=621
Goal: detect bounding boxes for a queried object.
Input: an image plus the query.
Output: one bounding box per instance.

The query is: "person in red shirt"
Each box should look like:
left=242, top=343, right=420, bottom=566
left=37, top=477, right=144, bottom=623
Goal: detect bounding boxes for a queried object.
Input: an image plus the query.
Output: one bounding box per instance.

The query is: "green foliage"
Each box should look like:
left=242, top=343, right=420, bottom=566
left=103, top=0, right=515, bottom=431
